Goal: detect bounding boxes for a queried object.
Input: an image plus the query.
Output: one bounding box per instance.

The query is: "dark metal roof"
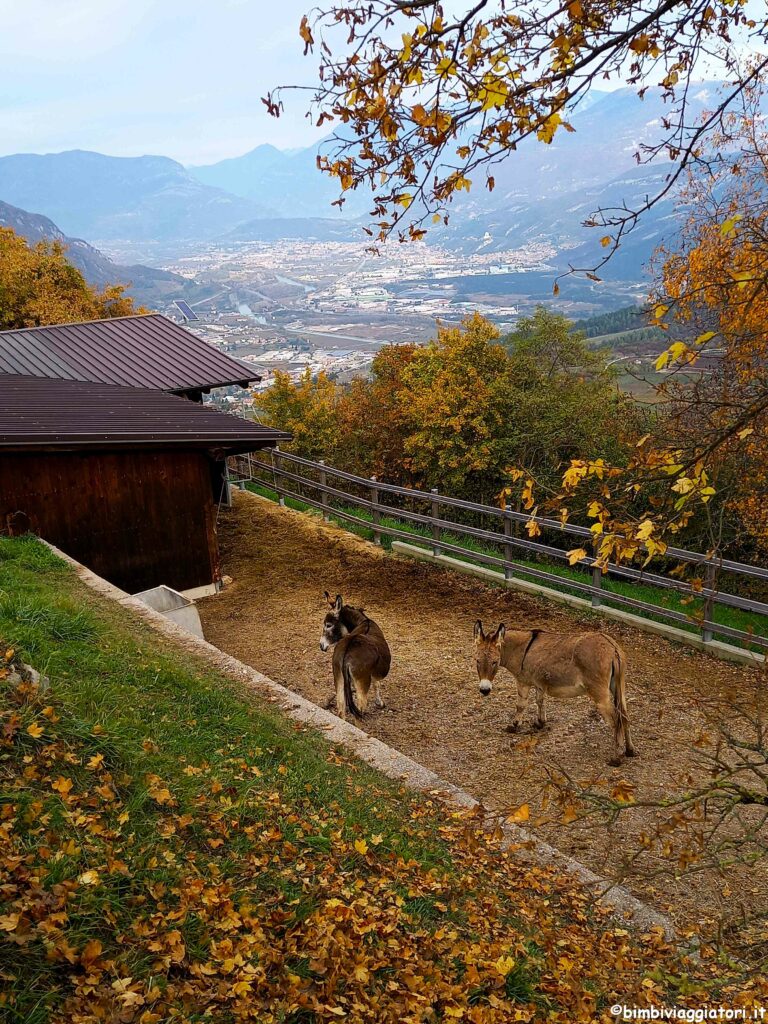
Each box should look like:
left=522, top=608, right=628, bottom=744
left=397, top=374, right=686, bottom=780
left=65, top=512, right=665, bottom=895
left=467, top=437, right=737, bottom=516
left=0, top=313, right=261, bottom=392
left=0, top=376, right=289, bottom=453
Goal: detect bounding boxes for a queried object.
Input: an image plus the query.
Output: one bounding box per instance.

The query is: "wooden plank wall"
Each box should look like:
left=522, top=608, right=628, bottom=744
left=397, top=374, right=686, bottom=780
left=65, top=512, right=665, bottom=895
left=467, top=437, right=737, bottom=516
left=0, top=450, right=220, bottom=594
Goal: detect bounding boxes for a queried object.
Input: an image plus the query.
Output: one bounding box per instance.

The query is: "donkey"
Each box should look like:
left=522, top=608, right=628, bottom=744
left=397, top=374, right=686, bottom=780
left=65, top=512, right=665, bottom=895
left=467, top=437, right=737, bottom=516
left=320, top=592, right=391, bottom=720
left=473, top=621, right=635, bottom=764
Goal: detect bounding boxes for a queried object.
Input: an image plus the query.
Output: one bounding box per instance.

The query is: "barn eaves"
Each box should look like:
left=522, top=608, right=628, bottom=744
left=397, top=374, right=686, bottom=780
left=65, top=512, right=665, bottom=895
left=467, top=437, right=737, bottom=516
left=0, top=376, right=289, bottom=455
left=0, top=313, right=261, bottom=395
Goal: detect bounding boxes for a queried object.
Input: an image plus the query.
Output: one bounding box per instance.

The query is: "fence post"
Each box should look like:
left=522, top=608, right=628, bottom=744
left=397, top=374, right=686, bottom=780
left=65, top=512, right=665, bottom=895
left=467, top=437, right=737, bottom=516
left=591, top=561, right=603, bottom=608
left=370, top=477, right=381, bottom=545
left=431, top=488, right=441, bottom=557
left=503, top=503, right=514, bottom=581
left=318, top=460, right=329, bottom=522
left=272, top=447, right=285, bottom=507
left=701, top=560, right=717, bottom=643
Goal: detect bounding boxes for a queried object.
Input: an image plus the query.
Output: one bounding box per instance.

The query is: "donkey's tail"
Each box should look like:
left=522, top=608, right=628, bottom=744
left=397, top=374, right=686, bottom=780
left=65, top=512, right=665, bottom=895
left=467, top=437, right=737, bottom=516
left=609, top=647, right=634, bottom=756
left=342, top=653, right=362, bottom=719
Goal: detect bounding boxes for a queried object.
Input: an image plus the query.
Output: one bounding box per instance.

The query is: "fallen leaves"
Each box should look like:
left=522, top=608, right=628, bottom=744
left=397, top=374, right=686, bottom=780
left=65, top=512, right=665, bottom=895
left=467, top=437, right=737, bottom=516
left=2, top=647, right=766, bottom=1023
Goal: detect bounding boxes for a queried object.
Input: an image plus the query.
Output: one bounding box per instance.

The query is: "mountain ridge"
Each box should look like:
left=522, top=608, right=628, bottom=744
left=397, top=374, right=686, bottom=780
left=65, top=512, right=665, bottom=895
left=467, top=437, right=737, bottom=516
left=0, top=199, right=196, bottom=305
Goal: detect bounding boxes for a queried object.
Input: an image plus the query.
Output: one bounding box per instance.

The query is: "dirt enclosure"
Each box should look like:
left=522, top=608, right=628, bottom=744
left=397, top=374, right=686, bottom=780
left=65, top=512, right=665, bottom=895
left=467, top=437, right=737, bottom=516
left=199, top=491, right=767, bottom=946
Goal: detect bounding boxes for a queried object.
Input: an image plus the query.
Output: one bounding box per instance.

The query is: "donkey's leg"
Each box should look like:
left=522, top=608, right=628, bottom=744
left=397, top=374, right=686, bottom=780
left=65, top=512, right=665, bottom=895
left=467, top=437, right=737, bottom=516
left=533, top=687, right=547, bottom=729
left=373, top=677, right=385, bottom=709
left=333, top=664, right=347, bottom=721
left=354, top=671, right=371, bottom=715
left=506, top=682, right=531, bottom=733
left=622, top=717, right=636, bottom=757
left=594, top=695, right=623, bottom=765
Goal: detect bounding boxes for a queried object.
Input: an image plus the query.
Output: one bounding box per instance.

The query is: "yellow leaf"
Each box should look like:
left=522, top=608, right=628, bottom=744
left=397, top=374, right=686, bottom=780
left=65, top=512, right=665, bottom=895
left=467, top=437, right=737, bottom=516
left=507, top=803, right=530, bottom=823
left=567, top=548, right=587, bottom=565
left=719, top=214, right=742, bottom=237
left=635, top=519, right=655, bottom=541
left=78, top=870, right=100, bottom=887
left=298, top=15, right=314, bottom=52
left=693, top=330, right=716, bottom=346
left=600, top=235, right=611, bottom=247
left=737, top=427, right=754, bottom=440
left=26, top=722, right=44, bottom=738
left=731, top=270, right=755, bottom=289
left=536, top=111, right=562, bottom=144
left=0, top=913, right=20, bottom=931
left=495, top=955, right=516, bottom=976
left=354, top=838, right=369, bottom=855
left=525, top=518, right=541, bottom=538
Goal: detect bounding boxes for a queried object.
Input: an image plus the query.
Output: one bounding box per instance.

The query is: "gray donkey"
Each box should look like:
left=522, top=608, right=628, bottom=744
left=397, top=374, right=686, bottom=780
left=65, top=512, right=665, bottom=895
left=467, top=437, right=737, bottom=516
left=320, top=592, right=391, bottom=720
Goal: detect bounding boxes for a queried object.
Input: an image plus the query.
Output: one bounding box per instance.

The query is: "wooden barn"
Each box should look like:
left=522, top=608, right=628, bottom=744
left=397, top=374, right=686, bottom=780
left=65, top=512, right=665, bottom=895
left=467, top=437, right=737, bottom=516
left=0, top=316, right=288, bottom=595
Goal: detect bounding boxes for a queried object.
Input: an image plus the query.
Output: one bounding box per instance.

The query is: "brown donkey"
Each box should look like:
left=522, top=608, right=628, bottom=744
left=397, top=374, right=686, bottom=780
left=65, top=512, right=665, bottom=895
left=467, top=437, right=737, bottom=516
left=473, top=621, right=636, bottom=764
left=320, top=593, right=391, bottom=720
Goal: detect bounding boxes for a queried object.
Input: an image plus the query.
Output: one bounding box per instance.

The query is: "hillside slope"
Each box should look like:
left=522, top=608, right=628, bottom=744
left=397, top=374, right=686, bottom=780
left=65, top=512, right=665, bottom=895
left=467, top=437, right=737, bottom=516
left=0, top=199, right=195, bottom=305
left=0, top=150, right=269, bottom=242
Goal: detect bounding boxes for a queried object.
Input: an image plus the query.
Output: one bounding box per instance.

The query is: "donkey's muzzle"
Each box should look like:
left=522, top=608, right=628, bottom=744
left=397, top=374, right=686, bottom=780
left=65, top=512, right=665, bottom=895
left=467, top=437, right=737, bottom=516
left=319, top=639, right=330, bottom=652
left=479, top=681, right=492, bottom=696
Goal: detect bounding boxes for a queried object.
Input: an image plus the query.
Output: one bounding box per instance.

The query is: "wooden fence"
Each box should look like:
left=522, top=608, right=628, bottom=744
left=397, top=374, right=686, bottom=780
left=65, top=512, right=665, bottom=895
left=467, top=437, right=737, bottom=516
left=229, top=450, right=768, bottom=653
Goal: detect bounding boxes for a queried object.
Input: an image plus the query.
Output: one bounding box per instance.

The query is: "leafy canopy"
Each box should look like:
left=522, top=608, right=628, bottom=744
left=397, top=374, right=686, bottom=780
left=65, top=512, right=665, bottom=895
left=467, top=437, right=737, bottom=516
left=257, top=310, right=627, bottom=501
left=0, top=228, right=137, bottom=330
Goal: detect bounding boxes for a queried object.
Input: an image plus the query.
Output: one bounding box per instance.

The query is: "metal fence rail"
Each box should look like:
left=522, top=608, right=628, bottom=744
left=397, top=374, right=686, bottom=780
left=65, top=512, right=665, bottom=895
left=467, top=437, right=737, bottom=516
left=228, top=450, right=768, bottom=652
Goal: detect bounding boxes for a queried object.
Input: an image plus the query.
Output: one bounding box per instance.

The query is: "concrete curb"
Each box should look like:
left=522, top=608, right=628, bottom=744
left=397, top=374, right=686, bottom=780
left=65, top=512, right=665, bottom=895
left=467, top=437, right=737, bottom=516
left=43, top=541, right=676, bottom=940
left=392, top=541, right=766, bottom=670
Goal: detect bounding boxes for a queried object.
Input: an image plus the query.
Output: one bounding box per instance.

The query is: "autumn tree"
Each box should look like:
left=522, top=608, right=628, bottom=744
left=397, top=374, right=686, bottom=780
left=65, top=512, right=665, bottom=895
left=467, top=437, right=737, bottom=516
left=502, top=307, right=632, bottom=488
left=255, top=368, right=342, bottom=462
left=267, top=1, right=767, bottom=251
left=336, top=342, right=418, bottom=481
left=394, top=313, right=517, bottom=495
left=256, top=312, right=629, bottom=502
left=0, top=229, right=136, bottom=330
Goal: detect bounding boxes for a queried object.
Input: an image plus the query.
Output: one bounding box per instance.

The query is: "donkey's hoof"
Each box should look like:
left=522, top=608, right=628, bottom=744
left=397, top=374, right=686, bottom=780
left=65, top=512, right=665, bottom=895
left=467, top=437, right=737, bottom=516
left=607, top=756, right=623, bottom=768
left=505, top=724, right=519, bottom=734
left=533, top=720, right=546, bottom=731
left=625, top=748, right=638, bottom=758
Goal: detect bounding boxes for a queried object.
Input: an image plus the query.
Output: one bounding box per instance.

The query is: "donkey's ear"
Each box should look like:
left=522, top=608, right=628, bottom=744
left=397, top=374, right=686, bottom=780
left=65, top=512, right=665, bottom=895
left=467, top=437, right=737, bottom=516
left=324, top=590, right=333, bottom=606
left=492, top=623, right=506, bottom=645
left=334, top=594, right=343, bottom=612
left=473, top=620, right=485, bottom=641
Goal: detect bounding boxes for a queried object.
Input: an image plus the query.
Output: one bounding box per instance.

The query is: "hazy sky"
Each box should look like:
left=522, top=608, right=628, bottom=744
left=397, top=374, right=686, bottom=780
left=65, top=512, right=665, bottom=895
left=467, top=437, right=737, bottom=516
left=0, top=0, right=329, bottom=164
left=1, top=1, right=763, bottom=166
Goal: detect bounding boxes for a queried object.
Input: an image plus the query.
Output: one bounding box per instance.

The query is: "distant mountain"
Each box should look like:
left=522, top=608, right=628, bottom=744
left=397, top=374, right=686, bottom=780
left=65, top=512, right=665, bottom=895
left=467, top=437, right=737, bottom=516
left=430, top=84, right=723, bottom=269
left=190, top=83, right=723, bottom=276
left=0, top=150, right=271, bottom=242
left=190, top=142, right=372, bottom=219
left=228, top=215, right=362, bottom=243
left=0, top=84, right=729, bottom=278
left=0, top=200, right=195, bottom=305
left=436, top=162, right=680, bottom=279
